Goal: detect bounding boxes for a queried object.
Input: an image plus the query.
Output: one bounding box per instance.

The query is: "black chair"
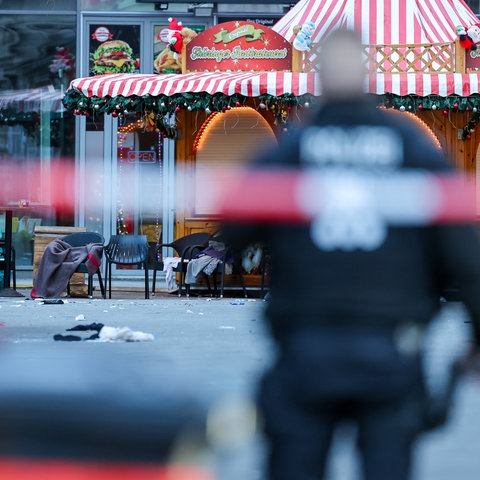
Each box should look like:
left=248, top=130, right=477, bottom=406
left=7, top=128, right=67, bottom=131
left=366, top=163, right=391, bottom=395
left=104, top=234, right=149, bottom=299
left=150, top=232, right=211, bottom=296
left=0, top=241, right=16, bottom=290
left=259, top=249, right=271, bottom=297
left=62, top=232, right=105, bottom=299
left=209, top=245, right=248, bottom=299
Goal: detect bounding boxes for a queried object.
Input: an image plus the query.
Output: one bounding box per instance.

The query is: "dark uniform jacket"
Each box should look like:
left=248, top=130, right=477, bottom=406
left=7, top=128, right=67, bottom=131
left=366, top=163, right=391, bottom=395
left=223, top=97, right=480, bottom=348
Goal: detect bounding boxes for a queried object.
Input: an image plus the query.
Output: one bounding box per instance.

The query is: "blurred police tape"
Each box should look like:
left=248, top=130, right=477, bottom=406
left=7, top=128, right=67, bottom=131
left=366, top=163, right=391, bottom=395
left=215, top=168, right=477, bottom=226
left=210, top=168, right=478, bottom=250
left=0, top=160, right=476, bottom=234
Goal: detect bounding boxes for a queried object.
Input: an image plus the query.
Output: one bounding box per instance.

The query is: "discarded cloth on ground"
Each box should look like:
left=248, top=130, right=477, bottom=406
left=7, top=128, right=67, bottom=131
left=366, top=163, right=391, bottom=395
left=54, top=323, right=154, bottom=342
left=99, top=326, right=154, bottom=342
left=31, top=239, right=103, bottom=298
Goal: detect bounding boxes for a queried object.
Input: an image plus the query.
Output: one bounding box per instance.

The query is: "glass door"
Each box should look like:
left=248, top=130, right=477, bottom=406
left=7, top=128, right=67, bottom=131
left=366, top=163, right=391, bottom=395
left=77, top=14, right=210, bottom=277
left=116, top=113, right=164, bottom=244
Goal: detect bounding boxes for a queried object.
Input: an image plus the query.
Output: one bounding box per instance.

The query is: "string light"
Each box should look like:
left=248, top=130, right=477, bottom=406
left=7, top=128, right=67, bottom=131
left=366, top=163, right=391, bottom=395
left=193, top=110, right=218, bottom=151
left=382, top=107, right=442, bottom=149
left=116, top=115, right=128, bottom=234
left=116, top=114, right=165, bottom=236
left=155, top=130, right=163, bottom=247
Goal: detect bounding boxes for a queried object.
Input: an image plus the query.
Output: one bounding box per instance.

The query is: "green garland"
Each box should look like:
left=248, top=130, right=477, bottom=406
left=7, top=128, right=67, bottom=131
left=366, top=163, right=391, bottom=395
left=62, top=90, right=480, bottom=140
left=382, top=94, right=480, bottom=140
left=383, top=93, right=480, bottom=112
left=62, top=90, right=317, bottom=139
left=0, top=108, right=40, bottom=138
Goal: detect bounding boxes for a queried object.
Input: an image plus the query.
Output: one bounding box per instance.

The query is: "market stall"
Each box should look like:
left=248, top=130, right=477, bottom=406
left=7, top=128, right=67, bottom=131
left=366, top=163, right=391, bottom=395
left=63, top=21, right=321, bottom=244
left=63, top=1, right=480, bottom=242
left=0, top=86, right=64, bottom=136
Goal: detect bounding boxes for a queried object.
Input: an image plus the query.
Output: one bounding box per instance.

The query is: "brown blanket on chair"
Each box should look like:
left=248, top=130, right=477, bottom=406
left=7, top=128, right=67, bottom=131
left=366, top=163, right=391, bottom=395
left=31, top=239, right=103, bottom=299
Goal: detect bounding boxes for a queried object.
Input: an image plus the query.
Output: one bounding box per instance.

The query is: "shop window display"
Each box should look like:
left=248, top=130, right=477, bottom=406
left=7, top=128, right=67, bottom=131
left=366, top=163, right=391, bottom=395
left=0, top=14, right=76, bottom=266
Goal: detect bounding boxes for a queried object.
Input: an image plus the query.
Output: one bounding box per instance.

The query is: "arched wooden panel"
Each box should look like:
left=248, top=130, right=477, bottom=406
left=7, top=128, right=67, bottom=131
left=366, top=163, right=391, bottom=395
left=193, top=107, right=277, bottom=216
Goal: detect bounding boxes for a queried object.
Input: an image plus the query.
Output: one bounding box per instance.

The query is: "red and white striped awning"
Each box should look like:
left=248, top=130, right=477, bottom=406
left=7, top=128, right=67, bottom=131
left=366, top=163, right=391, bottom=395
left=68, top=72, right=322, bottom=98
left=369, top=73, right=480, bottom=96
left=66, top=72, right=480, bottom=99
left=273, top=0, right=478, bottom=46
left=0, top=87, right=64, bottom=113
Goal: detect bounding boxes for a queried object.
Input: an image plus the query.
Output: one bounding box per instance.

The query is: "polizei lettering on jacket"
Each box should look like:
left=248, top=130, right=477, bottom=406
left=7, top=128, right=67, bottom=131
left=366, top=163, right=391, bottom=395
left=300, top=126, right=403, bottom=168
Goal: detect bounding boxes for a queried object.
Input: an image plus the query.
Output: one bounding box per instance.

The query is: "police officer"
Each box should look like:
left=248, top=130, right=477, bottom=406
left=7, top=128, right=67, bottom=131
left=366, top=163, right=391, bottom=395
left=221, top=29, right=480, bottom=480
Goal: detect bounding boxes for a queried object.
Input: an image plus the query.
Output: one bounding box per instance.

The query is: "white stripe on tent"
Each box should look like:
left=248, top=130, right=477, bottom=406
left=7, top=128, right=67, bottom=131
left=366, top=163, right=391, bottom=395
left=273, top=0, right=478, bottom=45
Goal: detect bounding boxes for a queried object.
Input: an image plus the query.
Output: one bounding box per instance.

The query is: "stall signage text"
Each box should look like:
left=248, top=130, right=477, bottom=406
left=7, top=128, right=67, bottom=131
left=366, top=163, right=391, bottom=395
left=466, top=49, right=480, bottom=68
left=186, top=21, right=292, bottom=72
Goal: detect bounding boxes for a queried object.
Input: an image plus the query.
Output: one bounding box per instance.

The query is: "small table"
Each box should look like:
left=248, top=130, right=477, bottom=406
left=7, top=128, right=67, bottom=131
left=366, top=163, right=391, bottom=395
left=0, top=208, right=23, bottom=297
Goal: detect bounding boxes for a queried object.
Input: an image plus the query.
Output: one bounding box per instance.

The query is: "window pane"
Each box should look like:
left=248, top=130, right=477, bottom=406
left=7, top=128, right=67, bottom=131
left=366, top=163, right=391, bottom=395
left=0, top=15, right=76, bottom=89
left=81, top=0, right=158, bottom=12
left=0, top=0, right=76, bottom=11
left=0, top=13, right=77, bottom=265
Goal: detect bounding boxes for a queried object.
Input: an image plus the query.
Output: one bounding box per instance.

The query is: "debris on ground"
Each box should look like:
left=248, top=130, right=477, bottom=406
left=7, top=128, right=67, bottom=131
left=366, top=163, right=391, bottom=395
left=53, top=323, right=154, bottom=342
left=98, top=326, right=154, bottom=342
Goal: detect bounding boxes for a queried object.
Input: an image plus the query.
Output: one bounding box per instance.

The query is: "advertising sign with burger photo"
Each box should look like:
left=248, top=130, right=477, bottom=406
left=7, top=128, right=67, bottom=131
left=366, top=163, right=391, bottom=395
left=90, top=25, right=140, bottom=75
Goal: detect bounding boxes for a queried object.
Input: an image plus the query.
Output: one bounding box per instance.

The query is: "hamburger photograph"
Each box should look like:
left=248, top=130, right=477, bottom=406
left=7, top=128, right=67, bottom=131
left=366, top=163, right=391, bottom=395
left=91, top=39, right=138, bottom=75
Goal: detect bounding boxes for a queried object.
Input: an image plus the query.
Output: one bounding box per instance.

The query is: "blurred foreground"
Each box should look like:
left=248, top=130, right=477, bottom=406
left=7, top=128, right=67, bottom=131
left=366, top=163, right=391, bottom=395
left=0, top=160, right=477, bottom=225
left=0, top=292, right=479, bottom=479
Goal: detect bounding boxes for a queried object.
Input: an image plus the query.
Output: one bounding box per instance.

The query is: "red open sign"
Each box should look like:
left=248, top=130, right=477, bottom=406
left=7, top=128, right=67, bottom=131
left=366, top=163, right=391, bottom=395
left=127, top=151, right=157, bottom=163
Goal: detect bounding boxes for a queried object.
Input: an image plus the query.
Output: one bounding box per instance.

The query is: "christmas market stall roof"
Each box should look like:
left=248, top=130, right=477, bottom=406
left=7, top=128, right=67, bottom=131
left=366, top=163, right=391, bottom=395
left=0, top=87, right=64, bottom=113
left=63, top=0, right=480, bottom=122
left=0, top=86, right=65, bottom=127
left=271, top=0, right=480, bottom=112
left=64, top=70, right=480, bottom=116
left=63, top=71, right=322, bottom=115
left=273, top=0, right=478, bottom=47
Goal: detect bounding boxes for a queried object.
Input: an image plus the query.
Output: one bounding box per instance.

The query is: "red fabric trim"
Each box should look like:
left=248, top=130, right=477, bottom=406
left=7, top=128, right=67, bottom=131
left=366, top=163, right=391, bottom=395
left=87, top=252, right=100, bottom=270
left=0, top=459, right=214, bottom=480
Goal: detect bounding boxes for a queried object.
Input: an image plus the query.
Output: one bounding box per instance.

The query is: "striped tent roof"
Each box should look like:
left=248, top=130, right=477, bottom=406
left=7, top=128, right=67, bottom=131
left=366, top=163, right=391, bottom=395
left=67, top=72, right=321, bottom=99
left=64, top=1, right=480, bottom=107
left=273, top=0, right=479, bottom=46
left=0, top=87, right=64, bottom=113
left=66, top=71, right=480, bottom=100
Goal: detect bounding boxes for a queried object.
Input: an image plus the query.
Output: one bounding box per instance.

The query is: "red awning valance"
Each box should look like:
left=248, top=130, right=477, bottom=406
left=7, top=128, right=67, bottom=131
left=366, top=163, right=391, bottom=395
left=67, top=72, right=480, bottom=99
left=67, top=72, right=322, bottom=99
left=369, top=73, right=480, bottom=96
